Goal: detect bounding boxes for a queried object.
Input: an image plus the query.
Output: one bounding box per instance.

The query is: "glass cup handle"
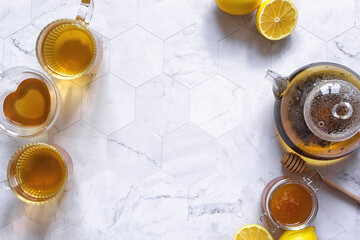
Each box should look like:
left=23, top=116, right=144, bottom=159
left=0, top=180, right=10, bottom=191
left=76, top=0, right=94, bottom=25
left=260, top=213, right=279, bottom=233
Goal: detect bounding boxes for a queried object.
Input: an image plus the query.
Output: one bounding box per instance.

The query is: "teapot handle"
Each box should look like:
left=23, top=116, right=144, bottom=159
left=265, top=70, right=289, bottom=99
left=76, top=0, right=94, bottom=25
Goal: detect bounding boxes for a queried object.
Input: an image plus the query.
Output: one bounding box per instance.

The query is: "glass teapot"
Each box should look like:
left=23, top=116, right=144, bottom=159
left=267, top=62, right=360, bottom=161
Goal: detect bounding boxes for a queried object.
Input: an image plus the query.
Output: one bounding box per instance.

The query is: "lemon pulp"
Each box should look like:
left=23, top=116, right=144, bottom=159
left=256, top=0, right=298, bottom=40
left=233, top=224, right=274, bottom=240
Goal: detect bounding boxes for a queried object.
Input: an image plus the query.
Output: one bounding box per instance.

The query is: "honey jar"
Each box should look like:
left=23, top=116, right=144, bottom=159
left=260, top=170, right=323, bottom=232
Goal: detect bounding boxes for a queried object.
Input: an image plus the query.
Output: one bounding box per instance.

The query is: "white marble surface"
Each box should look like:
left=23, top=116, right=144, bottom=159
left=0, top=0, right=359, bottom=239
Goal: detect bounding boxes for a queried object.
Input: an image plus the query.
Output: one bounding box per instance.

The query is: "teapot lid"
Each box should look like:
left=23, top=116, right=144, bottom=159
left=304, top=80, right=360, bottom=142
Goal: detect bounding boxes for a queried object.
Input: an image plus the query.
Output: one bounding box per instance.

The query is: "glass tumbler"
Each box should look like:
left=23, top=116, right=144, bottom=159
left=0, top=143, right=73, bottom=205
left=0, top=65, right=61, bottom=138
left=36, top=0, right=102, bottom=80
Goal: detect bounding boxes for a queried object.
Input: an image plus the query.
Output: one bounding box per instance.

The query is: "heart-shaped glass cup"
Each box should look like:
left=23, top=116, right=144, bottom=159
left=0, top=65, right=61, bottom=138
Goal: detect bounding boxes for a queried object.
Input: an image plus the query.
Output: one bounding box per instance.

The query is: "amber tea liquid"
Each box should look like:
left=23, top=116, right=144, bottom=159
left=9, top=144, right=68, bottom=204
left=41, top=22, right=95, bottom=77
left=3, top=78, right=51, bottom=126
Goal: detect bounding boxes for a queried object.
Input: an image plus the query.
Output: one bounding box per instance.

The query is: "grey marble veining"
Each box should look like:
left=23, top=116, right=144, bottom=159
left=0, top=0, right=359, bottom=239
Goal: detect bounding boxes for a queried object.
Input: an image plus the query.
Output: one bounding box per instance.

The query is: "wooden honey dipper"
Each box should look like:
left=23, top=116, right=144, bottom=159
left=281, top=152, right=360, bottom=204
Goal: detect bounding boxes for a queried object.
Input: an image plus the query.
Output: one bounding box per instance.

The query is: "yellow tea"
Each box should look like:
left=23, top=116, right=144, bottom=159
left=41, top=23, right=95, bottom=77
left=14, top=145, right=67, bottom=200
left=3, top=78, right=51, bottom=126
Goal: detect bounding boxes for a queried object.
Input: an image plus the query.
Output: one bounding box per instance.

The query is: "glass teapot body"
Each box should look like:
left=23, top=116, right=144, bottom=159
left=271, top=62, right=360, bottom=161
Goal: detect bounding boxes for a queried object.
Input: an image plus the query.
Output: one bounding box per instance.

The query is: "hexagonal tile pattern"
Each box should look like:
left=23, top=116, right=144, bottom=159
left=189, top=173, right=266, bottom=227
left=300, top=0, right=354, bottom=41
left=79, top=170, right=133, bottom=233
left=162, top=174, right=249, bottom=240
left=107, top=122, right=161, bottom=184
left=0, top=38, right=3, bottom=63
left=72, top=34, right=110, bottom=87
left=0, top=137, right=23, bottom=229
left=31, top=0, right=78, bottom=29
left=313, top=186, right=357, bottom=239
left=326, top=151, right=360, bottom=196
left=3, top=25, right=41, bottom=70
left=242, top=76, right=275, bottom=138
left=217, top=126, right=269, bottom=181
left=330, top=224, right=360, bottom=240
left=162, top=123, right=217, bottom=185
left=164, top=25, right=217, bottom=88
left=0, top=134, right=19, bottom=180
left=272, top=27, right=326, bottom=75
left=54, top=121, right=107, bottom=181
left=23, top=197, right=64, bottom=233
left=190, top=75, right=243, bottom=137
left=191, top=0, right=241, bottom=40
left=356, top=1, right=360, bottom=27
left=51, top=223, right=105, bottom=240
left=91, top=0, right=137, bottom=39
left=327, top=28, right=360, bottom=70
left=132, top=172, right=188, bottom=237
left=161, top=213, right=241, bottom=240
left=0, top=216, right=50, bottom=240
left=0, top=0, right=31, bottom=38
left=0, top=1, right=359, bottom=239
left=111, top=26, right=163, bottom=87
left=36, top=182, right=82, bottom=231
left=136, top=74, right=190, bottom=136
left=138, top=0, right=194, bottom=40
left=189, top=174, right=243, bottom=218
left=5, top=125, right=57, bottom=147
left=54, top=80, right=81, bottom=131
left=218, top=27, right=272, bottom=90
left=82, top=73, right=135, bottom=135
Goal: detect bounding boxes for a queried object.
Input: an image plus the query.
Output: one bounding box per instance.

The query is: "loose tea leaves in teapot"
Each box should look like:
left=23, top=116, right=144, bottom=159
left=271, top=63, right=360, bottom=160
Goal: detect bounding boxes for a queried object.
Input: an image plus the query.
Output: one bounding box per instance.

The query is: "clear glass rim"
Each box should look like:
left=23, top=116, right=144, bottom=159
left=7, top=143, right=68, bottom=205
left=35, top=18, right=97, bottom=80
left=0, top=66, right=61, bottom=138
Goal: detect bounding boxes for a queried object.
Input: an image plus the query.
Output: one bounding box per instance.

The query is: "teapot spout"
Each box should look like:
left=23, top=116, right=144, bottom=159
left=266, top=70, right=289, bottom=99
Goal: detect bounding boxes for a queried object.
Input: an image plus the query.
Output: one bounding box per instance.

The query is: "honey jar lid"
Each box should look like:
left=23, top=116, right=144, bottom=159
left=304, top=80, right=360, bottom=142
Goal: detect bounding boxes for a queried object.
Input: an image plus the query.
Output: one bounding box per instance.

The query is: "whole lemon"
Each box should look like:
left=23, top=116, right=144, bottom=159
left=215, top=0, right=262, bottom=15
left=279, top=227, right=318, bottom=240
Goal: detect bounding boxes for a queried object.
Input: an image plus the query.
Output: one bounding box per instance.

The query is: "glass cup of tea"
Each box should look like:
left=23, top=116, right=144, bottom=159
left=0, top=64, right=61, bottom=138
left=35, top=0, right=102, bottom=80
left=0, top=143, right=73, bottom=205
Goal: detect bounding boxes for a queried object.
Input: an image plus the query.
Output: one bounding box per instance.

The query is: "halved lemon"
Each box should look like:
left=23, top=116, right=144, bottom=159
left=233, top=224, right=274, bottom=240
left=255, top=0, right=298, bottom=40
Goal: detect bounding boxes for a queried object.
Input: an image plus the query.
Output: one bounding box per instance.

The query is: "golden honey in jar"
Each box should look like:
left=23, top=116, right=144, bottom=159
left=261, top=173, right=322, bottom=231
left=270, top=183, right=313, bottom=225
